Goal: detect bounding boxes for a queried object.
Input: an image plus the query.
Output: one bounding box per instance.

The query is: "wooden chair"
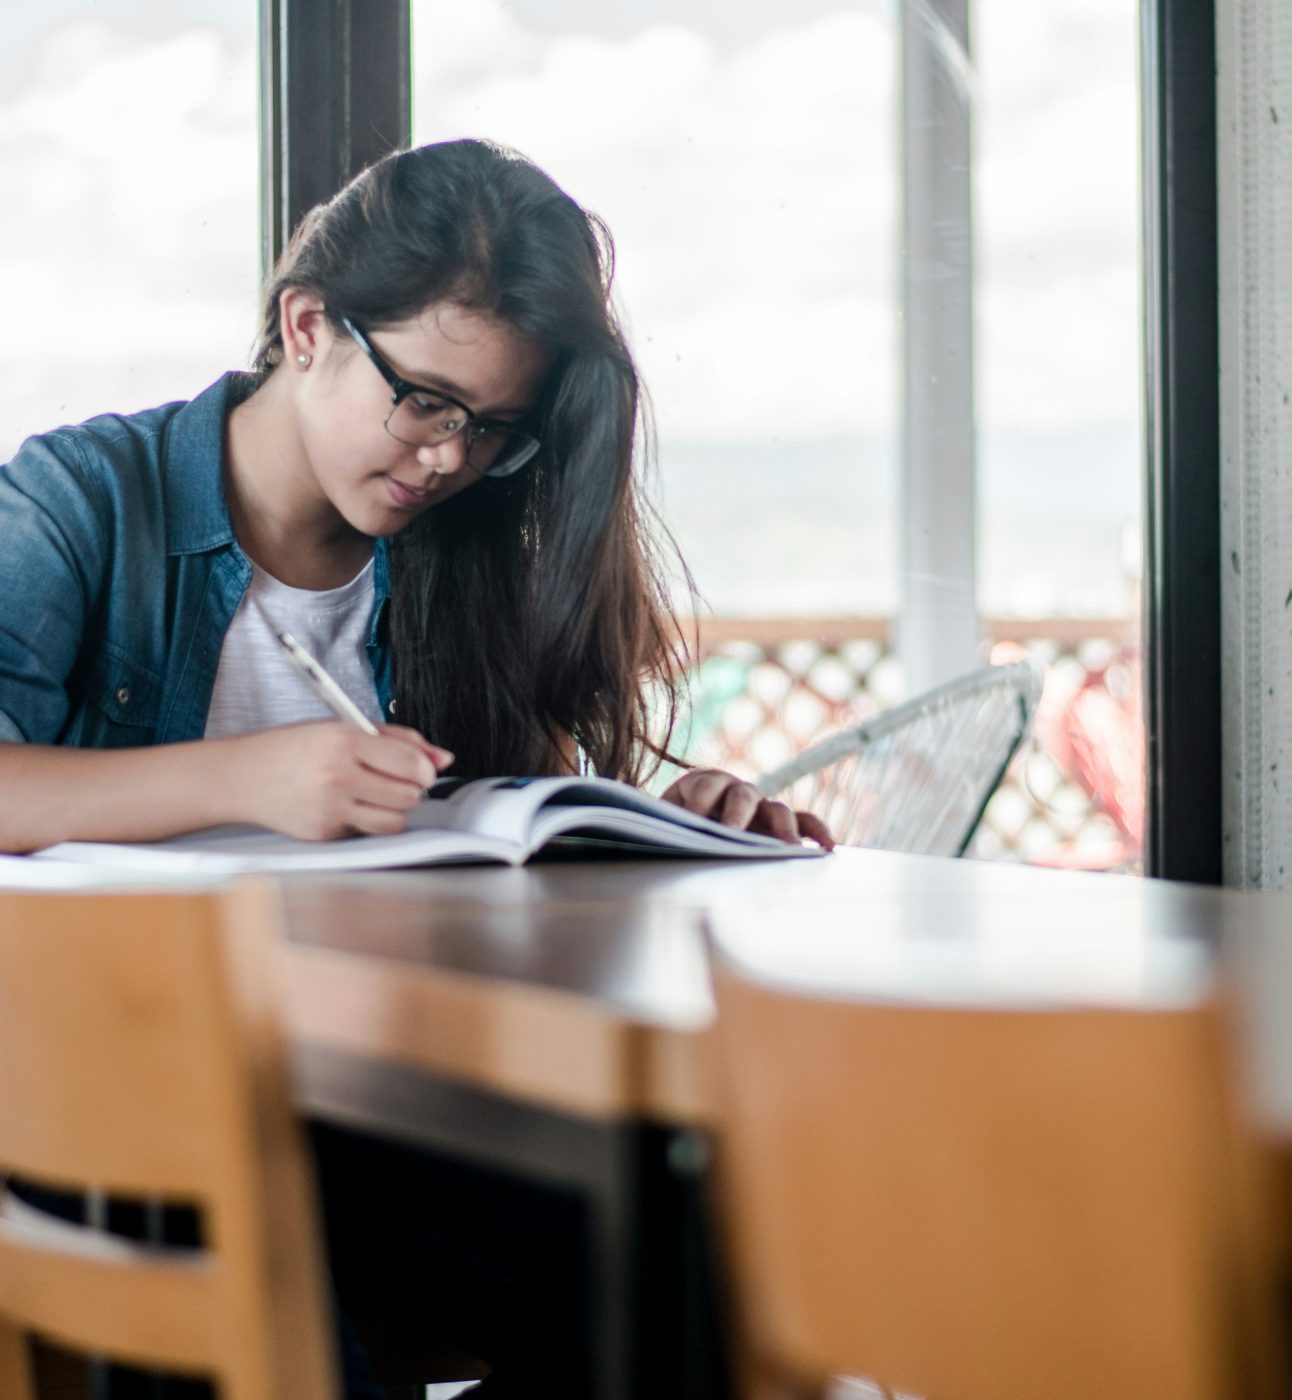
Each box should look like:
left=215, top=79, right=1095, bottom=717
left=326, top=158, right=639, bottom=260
left=0, top=883, right=340, bottom=1400
left=707, top=940, right=1290, bottom=1400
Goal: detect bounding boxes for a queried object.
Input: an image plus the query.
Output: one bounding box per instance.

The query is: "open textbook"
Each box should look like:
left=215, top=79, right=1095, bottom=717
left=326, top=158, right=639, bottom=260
left=32, top=775, right=824, bottom=876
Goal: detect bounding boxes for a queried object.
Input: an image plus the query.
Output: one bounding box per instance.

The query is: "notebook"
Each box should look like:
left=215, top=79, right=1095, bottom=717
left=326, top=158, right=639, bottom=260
left=32, top=775, right=824, bottom=875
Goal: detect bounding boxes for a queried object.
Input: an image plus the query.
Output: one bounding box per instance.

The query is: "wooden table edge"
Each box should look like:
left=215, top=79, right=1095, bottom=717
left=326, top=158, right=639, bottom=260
left=283, top=943, right=718, bottom=1127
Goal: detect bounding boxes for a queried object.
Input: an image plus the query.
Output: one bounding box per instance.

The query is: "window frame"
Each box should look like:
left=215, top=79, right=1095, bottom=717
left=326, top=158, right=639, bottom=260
left=1141, top=0, right=1222, bottom=883
left=261, top=0, right=1224, bottom=883
left=259, top=0, right=410, bottom=274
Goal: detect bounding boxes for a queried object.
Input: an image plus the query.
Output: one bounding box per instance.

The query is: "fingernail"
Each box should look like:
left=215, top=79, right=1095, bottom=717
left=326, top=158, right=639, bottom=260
left=435, top=749, right=455, bottom=768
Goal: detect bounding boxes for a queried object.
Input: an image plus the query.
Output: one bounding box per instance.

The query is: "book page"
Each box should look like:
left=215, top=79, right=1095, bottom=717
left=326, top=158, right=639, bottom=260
left=526, top=804, right=817, bottom=857
left=430, top=775, right=817, bottom=858
left=33, top=821, right=522, bottom=875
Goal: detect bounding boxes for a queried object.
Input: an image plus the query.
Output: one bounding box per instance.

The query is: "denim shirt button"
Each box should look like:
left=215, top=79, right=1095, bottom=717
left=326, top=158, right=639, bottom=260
left=388, top=699, right=396, bottom=715
left=115, top=686, right=130, bottom=707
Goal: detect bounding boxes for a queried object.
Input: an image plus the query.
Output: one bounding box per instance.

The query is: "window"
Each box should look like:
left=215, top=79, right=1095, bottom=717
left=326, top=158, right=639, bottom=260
left=973, top=0, right=1143, bottom=867
left=0, top=1, right=259, bottom=459
left=412, top=0, right=899, bottom=624
left=419, top=0, right=1146, bottom=866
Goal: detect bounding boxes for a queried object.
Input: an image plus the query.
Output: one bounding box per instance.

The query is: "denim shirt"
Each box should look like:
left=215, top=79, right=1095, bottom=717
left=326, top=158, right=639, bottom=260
left=0, top=372, right=393, bottom=748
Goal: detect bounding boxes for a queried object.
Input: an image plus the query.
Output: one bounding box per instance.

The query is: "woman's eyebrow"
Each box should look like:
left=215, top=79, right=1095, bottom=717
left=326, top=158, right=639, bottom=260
left=401, top=365, right=532, bottom=419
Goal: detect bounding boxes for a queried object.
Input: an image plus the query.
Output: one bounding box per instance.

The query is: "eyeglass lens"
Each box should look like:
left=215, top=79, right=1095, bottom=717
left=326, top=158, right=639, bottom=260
left=386, top=394, right=535, bottom=477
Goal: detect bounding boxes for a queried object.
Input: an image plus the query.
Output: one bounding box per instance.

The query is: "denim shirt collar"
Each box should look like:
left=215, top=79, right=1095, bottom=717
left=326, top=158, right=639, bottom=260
left=162, top=371, right=256, bottom=556
left=370, top=536, right=392, bottom=643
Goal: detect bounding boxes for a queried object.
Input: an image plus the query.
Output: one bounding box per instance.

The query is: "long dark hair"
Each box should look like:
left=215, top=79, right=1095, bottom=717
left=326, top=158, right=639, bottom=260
left=254, top=139, right=692, bottom=781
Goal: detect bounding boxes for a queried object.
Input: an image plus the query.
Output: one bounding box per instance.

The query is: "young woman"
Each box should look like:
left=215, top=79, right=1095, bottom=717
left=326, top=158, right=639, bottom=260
left=0, top=137, right=829, bottom=855
left=2, top=139, right=831, bottom=1397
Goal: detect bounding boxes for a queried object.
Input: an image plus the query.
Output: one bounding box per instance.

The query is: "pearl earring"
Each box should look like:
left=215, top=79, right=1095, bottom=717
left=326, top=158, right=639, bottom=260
left=296, top=352, right=311, bottom=366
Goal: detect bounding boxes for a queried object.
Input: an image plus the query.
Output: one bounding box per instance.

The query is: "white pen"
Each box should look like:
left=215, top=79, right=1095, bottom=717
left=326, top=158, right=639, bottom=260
left=273, top=631, right=381, bottom=735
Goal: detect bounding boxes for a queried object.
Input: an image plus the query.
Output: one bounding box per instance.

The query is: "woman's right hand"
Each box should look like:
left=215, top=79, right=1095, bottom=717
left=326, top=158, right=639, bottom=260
left=227, top=721, right=453, bottom=840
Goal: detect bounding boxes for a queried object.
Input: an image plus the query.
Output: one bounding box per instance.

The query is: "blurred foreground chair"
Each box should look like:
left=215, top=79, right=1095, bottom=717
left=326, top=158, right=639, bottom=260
left=756, top=661, right=1043, bottom=856
left=0, top=883, right=339, bottom=1400
left=707, top=934, right=1289, bottom=1400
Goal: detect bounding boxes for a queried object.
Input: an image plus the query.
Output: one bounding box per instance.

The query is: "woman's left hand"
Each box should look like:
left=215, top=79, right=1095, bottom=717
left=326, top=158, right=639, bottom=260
left=661, top=768, right=835, bottom=849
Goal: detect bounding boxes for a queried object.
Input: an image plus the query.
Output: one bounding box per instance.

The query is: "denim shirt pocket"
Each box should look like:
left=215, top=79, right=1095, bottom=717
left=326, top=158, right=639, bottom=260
left=79, top=644, right=164, bottom=746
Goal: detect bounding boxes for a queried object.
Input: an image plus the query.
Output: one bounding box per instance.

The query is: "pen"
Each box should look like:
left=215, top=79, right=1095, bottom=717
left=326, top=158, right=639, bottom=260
left=273, top=630, right=381, bottom=735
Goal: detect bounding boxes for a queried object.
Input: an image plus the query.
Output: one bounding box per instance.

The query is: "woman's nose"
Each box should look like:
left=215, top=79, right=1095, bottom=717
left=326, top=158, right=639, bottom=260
left=416, top=434, right=468, bottom=475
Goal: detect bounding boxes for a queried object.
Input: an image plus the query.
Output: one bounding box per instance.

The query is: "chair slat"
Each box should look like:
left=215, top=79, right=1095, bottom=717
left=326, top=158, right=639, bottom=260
left=0, top=1204, right=220, bottom=1373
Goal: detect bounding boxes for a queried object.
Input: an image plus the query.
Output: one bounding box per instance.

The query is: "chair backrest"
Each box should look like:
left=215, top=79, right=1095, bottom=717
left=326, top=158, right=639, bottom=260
left=756, top=660, right=1043, bottom=856
left=708, top=946, right=1286, bottom=1400
left=0, top=882, right=339, bottom=1400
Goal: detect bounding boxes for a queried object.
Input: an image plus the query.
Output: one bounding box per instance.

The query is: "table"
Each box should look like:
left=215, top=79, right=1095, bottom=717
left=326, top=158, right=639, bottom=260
left=277, top=848, right=1292, bottom=1397
left=282, top=858, right=733, bottom=1399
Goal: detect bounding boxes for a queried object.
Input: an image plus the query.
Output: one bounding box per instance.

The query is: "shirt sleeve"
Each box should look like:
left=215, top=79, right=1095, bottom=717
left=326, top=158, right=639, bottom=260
left=0, top=431, right=109, bottom=744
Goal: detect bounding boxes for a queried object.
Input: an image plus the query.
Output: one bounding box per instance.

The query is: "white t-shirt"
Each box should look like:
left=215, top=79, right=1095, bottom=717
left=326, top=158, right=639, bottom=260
left=203, top=559, right=385, bottom=739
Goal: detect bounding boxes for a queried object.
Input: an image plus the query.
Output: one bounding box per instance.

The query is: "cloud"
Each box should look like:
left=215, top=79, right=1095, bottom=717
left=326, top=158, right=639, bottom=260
left=975, top=0, right=1141, bottom=430
left=415, top=7, right=897, bottom=439
left=0, top=19, right=258, bottom=456
left=0, top=2, right=1140, bottom=455
left=414, top=0, right=1140, bottom=439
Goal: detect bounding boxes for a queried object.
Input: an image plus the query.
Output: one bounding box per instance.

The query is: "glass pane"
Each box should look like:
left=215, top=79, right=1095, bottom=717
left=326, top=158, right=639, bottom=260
left=411, top=0, right=899, bottom=624
left=972, top=0, right=1144, bottom=871
left=412, top=0, right=1145, bottom=871
left=0, top=1, right=259, bottom=460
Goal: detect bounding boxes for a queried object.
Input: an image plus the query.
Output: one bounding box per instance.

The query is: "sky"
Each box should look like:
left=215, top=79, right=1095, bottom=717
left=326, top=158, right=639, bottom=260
left=409, top=0, right=1141, bottom=442
left=0, top=0, right=1142, bottom=616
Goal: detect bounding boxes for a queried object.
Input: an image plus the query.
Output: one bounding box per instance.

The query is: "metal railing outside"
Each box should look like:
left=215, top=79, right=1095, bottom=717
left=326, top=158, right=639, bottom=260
left=676, top=617, right=1143, bottom=871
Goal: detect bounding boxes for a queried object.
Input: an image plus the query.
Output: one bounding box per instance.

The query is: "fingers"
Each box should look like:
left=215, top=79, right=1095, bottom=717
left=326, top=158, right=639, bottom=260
left=355, top=731, right=442, bottom=788
left=382, top=724, right=455, bottom=773
left=244, top=722, right=455, bottom=842
left=347, top=727, right=458, bottom=833
left=322, top=729, right=443, bottom=837
left=750, top=799, right=801, bottom=844
left=795, top=811, right=836, bottom=850
left=665, top=769, right=747, bottom=818
left=662, top=768, right=836, bottom=848
left=666, top=770, right=795, bottom=844
left=718, top=781, right=767, bottom=832
left=348, top=762, right=429, bottom=813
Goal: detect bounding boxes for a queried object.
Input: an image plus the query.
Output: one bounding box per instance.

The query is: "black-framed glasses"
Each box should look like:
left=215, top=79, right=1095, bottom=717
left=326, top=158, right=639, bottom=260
left=339, top=315, right=541, bottom=478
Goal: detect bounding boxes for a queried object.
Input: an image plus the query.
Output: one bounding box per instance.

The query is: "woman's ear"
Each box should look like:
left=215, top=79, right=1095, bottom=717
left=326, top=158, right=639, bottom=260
left=279, top=288, right=329, bottom=370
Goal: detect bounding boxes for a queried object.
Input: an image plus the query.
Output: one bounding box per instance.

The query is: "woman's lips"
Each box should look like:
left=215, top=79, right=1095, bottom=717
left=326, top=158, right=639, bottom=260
left=384, top=475, right=431, bottom=509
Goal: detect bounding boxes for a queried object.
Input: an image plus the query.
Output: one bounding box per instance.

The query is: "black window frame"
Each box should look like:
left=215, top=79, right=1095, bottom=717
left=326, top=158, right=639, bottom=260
left=1141, top=0, right=1222, bottom=883
left=259, top=0, right=410, bottom=275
